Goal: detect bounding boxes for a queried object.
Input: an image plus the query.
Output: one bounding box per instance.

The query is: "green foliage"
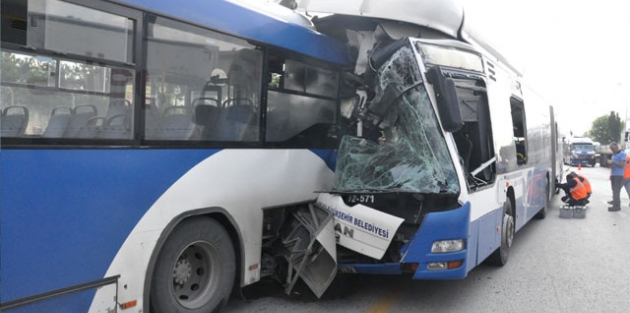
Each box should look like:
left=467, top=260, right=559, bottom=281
left=2, top=52, right=109, bottom=113
left=1, top=52, right=21, bottom=82
left=1, top=51, right=54, bottom=86
left=587, top=111, right=625, bottom=144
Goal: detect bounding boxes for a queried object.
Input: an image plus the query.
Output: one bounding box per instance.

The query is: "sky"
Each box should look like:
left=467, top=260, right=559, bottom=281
left=458, top=0, right=630, bottom=137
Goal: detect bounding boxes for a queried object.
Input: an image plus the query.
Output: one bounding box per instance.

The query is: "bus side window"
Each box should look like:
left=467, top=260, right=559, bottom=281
left=143, top=15, right=262, bottom=142
left=454, top=78, right=495, bottom=184
left=265, top=57, right=339, bottom=147
left=510, top=97, right=527, bottom=165
left=1, top=0, right=135, bottom=142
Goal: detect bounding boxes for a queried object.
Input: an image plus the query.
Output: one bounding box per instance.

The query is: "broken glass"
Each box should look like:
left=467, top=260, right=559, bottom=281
left=334, top=44, right=459, bottom=194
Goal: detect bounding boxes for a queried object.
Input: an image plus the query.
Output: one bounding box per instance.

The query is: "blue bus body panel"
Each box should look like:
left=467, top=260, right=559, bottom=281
left=118, top=0, right=352, bottom=65
left=0, top=149, right=218, bottom=302
left=6, top=289, right=97, bottom=313
left=466, top=216, right=480, bottom=272
left=337, top=203, right=471, bottom=278
left=401, top=202, right=471, bottom=279
left=339, top=263, right=402, bottom=275
left=469, top=208, right=502, bottom=271
left=312, top=149, right=337, bottom=171
left=0, top=148, right=334, bottom=304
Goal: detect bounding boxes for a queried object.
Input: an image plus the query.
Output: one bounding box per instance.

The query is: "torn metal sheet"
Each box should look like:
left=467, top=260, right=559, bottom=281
left=282, top=205, right=337, bottom=298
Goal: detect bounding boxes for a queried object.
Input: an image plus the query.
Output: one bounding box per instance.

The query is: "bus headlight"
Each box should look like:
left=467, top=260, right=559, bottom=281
left=431, top=239, right=465, bottom=253
left=427, top=260, right=464, bottom=270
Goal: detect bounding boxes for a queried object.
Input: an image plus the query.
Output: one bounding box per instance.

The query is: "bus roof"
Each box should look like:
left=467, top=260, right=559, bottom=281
left=113, top=0, right=353, bottom=65
left=298, top=0, right=463, bottom=38
left=297, top=0, right=522, bottom=76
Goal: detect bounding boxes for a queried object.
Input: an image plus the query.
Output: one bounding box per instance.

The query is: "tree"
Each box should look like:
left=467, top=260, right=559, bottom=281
left=587, top=111, right=625, bottom=144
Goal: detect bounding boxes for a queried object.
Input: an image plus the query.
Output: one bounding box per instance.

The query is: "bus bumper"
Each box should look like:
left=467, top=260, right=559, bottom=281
left=337, top=203, right=471, bottom=279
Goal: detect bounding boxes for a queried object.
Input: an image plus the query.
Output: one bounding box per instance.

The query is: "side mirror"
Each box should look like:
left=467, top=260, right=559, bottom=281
left=426, top=66, right=462, bottom=132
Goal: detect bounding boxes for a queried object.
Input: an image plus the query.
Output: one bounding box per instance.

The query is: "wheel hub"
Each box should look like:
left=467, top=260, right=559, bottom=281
left=173, top=258, right=192, bottom=285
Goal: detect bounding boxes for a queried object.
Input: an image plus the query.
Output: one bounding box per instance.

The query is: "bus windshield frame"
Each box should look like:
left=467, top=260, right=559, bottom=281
left=333, top=41, right=459, bottom=194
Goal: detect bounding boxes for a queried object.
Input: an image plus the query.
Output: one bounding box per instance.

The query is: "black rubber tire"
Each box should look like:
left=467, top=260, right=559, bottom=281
left=535, top=179, right=549, bottom=219
left=150, top=217, right=235, bottom=313
left=487, top=200, right=514, bottom=266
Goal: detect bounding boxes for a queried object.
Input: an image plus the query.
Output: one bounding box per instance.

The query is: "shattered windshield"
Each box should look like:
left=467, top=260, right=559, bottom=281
left=334, top=44, right=459, bottom=194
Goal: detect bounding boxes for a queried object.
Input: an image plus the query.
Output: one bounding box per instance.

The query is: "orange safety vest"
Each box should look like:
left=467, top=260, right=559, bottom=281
left=577, top=174, right=592, bottom=194
left=569, top=177, right=588, bottom=200
left=624, top=155, right=630, bottom=179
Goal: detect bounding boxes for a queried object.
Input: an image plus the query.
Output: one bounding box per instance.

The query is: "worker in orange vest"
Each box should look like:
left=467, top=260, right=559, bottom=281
left=570, top=171, right=592, bottom=200
left=556, top=172, right=589, bottom=206
left=623, top=155, right=630, bottom=205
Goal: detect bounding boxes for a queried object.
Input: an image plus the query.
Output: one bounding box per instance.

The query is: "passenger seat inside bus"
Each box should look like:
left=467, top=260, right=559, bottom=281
left=214, top=103, right=257, bottom=141
left=63, top=105, right=98, bottom=138
left=192, top=97, right=220, bottom=140
left=194, top=97, right=257, bottom=141
left=148, top=106, right=194, bottom=140
left=1, top=106, right=29, bottom=137
left=43, top=106, right=73, bottom=138
left=97, top=99, right=132, bottom=139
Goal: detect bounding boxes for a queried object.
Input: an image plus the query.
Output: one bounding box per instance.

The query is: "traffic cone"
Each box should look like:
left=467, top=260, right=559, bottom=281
left=578, top=162, right=581, bottom=171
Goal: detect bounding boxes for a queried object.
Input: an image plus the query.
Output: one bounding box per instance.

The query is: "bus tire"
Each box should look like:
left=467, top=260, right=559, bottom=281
left=488, top=200, right=514, bottom=266
left=535, top=179, right=549, bottom=219
left=150, top=217, right=235, bottom=313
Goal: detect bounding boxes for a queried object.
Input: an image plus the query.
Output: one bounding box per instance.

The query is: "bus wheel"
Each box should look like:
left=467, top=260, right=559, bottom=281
left=150, top=217, right=235, bottom=313
left=488, top=200, right=514, bottom=266
left=535, top=179, right=549, bottom=219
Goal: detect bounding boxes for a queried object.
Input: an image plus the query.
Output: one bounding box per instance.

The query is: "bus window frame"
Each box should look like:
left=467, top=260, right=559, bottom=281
left=0, top=0, right=142, bottom=147
left=1, top=0, right=344, bottom=149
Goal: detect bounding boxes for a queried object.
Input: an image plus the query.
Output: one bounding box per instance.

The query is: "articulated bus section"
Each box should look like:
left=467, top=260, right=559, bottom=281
left=1, top=0, right=562, bottom=312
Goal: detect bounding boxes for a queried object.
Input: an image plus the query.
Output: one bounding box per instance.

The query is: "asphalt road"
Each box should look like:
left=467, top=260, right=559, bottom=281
left=223, top=165, right=630, bottom=313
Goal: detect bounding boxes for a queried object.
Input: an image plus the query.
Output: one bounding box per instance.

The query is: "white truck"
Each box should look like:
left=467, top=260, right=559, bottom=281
left=593, top=132, right=630, bottom=167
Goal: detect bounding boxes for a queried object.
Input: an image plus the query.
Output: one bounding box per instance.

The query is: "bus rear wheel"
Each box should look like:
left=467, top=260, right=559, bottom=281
left=488, top=200, right=514, bottom=266
left=150, top=217, right=235, bottom=313
left=535, top=179, right=550, bottom=219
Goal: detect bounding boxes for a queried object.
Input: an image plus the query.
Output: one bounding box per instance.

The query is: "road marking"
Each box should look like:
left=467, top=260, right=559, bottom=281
left=365, top=289, right=402, bottom=313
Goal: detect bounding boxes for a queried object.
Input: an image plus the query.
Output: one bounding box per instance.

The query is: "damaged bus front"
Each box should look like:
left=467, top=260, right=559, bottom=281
left=259, top=36, right=475, bottom=300
left=253, top=0, right=557, bottom=305
left=314, top=37, right=471, bottom=280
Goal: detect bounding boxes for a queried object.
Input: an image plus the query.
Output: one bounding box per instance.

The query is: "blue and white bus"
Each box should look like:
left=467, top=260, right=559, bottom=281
left=1, top=0, right=351, bottom=312
left=1, top=0, right=564, bottom=313
left=298, top=0, right=564, bottom=279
